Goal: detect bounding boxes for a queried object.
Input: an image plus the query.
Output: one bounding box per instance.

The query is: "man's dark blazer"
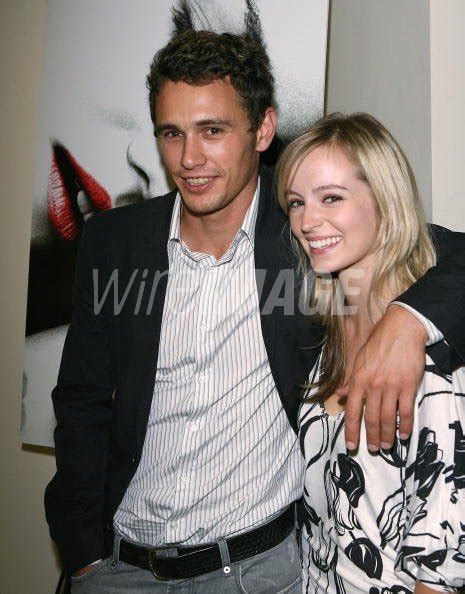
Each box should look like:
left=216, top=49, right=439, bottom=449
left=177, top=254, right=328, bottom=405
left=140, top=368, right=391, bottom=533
left=44, top=165, right=465, bottom=574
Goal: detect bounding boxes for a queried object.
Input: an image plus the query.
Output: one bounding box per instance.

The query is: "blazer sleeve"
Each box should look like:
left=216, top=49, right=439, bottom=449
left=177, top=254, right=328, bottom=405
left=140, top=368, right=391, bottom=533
left=395, top=224, right=465, bottom=363
left=44, top=216, right=116, bottom=574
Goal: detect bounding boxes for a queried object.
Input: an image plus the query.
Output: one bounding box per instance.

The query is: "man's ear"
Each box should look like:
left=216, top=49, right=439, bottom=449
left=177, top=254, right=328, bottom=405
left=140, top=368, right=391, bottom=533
left=256, top=107, right=277, bottom=153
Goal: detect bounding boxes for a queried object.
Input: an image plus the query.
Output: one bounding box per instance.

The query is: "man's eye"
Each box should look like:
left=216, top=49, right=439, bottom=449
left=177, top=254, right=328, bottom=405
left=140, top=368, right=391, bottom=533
left=162, top=130, right=181, bottom=139
left=205, top=127, right=223, bottom=136
left=323, top=195, right=342, bottom=204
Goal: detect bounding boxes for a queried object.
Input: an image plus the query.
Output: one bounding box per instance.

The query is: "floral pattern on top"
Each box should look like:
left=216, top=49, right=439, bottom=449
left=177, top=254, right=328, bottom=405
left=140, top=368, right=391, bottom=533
left=300, top=352, right=465, bottom=593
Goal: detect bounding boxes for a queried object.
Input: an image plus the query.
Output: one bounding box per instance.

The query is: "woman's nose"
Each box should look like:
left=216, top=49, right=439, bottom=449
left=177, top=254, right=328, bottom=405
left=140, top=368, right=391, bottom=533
left=301, top=204, right=323, bottom=233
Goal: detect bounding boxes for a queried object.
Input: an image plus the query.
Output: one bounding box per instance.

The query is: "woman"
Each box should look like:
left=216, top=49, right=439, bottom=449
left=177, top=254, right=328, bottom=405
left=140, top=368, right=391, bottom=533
left=276, top=113, right=465, bottom=593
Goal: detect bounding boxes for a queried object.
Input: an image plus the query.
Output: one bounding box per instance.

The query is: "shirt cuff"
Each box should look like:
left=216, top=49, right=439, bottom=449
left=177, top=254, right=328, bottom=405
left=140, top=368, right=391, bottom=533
left=391, top=301, right=443, bottom=346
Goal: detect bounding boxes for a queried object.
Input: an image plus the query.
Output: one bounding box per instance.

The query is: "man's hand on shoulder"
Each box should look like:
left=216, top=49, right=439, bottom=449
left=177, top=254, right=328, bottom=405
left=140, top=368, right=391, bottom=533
left=343, top=304, right=427, bottom=452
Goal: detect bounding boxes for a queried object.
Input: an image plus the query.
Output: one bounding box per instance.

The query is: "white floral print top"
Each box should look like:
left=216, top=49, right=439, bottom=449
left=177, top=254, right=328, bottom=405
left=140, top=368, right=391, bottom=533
left=300, top=352, right=465, bottom=593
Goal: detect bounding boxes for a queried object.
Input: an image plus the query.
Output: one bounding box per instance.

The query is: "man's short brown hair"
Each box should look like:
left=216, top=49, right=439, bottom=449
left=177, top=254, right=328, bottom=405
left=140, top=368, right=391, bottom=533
left=147, top=29, right=274, bottom=132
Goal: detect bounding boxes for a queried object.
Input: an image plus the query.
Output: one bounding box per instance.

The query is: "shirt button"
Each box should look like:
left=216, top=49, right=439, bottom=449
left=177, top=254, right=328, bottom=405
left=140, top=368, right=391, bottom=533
left=171, top=521, right=178, bottom=529
left=198, top=372, right=209, bottom=382
left=191, top=424, right=199, bottom=432
left=200, top=323, right=209, bottom=331
left=180, top=475, right=189, bottom=483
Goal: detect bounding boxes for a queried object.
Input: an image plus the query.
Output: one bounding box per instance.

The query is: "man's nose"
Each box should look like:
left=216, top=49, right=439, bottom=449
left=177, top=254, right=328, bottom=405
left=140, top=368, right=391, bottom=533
left=181, top=135, right=206, bottom=170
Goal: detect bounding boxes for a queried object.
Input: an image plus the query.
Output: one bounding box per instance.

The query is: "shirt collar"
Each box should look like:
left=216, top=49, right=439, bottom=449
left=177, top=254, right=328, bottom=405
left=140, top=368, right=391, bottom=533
left=240, top=177, right=260, bottom=247
left=168, top=177, right=261, bottom=248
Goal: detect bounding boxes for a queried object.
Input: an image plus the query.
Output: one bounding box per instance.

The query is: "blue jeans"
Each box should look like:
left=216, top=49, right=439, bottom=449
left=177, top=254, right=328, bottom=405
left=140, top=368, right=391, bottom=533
left=71, top=531, right=302, bottom=593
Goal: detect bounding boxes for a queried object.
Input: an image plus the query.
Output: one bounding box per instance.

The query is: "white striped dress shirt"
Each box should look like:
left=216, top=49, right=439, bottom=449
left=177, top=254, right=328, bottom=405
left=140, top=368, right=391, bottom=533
left=114, top=183, right=304, bottom=546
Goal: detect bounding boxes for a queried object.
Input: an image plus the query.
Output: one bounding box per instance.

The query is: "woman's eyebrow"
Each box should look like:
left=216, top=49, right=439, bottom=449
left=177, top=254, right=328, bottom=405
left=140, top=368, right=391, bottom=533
left=285, top=189, right=304, bottom=198
left=314, top=184, right=348, bottom=192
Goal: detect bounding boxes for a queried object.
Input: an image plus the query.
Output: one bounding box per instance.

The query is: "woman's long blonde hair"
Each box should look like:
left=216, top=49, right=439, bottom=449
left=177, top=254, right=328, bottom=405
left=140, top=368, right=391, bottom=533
left=276, top=113, right=436, bottom=401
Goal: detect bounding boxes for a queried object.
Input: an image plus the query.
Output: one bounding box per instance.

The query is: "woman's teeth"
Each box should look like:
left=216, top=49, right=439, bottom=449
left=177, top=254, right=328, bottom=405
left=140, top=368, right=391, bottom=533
left=309, top=236, right=342, bottom=249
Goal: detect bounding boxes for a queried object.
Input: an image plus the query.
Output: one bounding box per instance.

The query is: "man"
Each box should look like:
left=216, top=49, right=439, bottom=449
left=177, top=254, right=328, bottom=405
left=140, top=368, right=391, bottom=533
left=45, top=30, right=465, bottom=592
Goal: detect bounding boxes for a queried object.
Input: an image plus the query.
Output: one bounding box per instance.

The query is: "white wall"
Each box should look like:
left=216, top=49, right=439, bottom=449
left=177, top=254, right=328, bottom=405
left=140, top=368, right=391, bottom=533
left=326, top=0, right=432, bottom=220
left=430, top=0, right=465, bottom=230
left=0, top=2, right=61, bottom=593
left=1, top=1, right=464, bottom=592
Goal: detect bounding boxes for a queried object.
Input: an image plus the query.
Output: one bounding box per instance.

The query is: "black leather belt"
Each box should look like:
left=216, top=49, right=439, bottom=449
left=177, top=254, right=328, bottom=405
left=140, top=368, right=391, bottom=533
left=119, top=506, right=295, bottom=581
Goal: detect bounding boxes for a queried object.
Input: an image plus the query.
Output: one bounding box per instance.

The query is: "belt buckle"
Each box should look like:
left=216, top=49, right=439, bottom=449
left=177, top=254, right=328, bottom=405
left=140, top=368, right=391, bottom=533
left=148, top=550, right=170, bottom=581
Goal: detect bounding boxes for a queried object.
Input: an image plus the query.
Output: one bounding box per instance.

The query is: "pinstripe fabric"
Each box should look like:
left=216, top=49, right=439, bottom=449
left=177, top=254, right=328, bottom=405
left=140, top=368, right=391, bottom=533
left=114, top=182, right=304, bottom=546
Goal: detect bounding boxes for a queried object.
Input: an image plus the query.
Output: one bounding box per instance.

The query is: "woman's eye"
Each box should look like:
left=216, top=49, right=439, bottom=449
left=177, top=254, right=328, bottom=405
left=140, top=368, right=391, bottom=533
left=322, top=195, right=342, bottom=204
left=287, top=199, right=304, bottom=209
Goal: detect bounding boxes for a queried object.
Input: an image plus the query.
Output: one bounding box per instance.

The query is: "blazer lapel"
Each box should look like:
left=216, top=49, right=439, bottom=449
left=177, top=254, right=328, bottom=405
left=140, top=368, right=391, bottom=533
left=126, top=193, right=175, bottom=453
left=254, top=166, right=290, bottom=394
left=254, top=166, right=323, bottom=429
